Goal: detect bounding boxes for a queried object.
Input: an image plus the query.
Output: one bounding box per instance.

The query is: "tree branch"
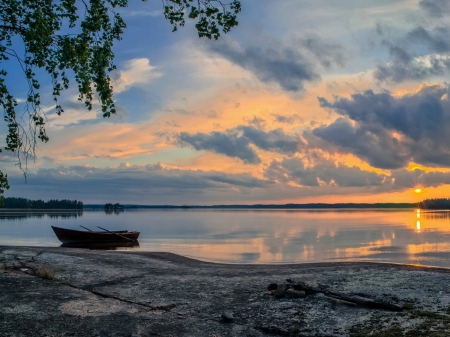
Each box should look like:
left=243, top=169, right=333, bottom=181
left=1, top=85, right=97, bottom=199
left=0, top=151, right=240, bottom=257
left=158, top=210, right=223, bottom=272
left=0, top=25, right=27, bottom=34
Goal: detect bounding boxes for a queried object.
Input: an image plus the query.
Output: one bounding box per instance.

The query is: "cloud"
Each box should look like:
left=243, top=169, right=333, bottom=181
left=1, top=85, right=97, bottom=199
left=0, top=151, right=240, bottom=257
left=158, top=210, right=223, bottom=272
left=264, top=156, right=450, bottom=192
left=46, top=100, right=100, bottom=128
left=390, top=169, right=450, bottom=190
left=179, top=130, right=260, bottom=164
left=314, top=83, right=450, bottom=169
left=244, top=116, right=266, bottom=128
left=42, top=119, right=176, bottom=162
left=374, top=25, right=450, bottom=83
left=419, top=0, right=450, bottom=17
left=299, top=34, right=347, bottom=69
left=272, top=114, right=303, bottom=124
left=178, top=126, right=303, bottom=164
left=375, top=53, right=450, bottom=83
left=9, top=160, right=450, bottom=204
left=312, top=118, right=406, bottom=169
left=112, top=58, right=162, bottom=94
left=208, top=38, right=318, bottom=91
left=407, top=26, right=450, bottom=53
left=6, top=164, right=272, bottom=204
left=41, top=156, right=55, bottom=163
left=206, top=35, right=345, bottom=92
left=265, top=157, right=386, bottom=187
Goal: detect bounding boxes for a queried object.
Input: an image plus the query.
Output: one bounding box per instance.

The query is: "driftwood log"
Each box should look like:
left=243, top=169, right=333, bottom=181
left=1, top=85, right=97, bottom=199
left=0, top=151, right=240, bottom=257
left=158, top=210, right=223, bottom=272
left=291, top=281, right=404, bottom=312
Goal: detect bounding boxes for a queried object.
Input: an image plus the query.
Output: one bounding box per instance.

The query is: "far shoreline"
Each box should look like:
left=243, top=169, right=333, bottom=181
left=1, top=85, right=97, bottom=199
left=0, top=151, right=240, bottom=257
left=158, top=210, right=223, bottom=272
left=85, top=202, right=418, bottom=209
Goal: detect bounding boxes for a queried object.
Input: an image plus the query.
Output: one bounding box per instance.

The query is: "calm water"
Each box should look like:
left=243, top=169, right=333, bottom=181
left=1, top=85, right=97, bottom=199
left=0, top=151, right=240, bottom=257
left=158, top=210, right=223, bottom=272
left=1, top=209, right=450, bottom=266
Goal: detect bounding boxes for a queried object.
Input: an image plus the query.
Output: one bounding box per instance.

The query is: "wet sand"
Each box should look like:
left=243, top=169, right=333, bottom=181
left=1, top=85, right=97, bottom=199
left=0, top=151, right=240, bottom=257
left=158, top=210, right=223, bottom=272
left=1, top=246, right=450, bottom=336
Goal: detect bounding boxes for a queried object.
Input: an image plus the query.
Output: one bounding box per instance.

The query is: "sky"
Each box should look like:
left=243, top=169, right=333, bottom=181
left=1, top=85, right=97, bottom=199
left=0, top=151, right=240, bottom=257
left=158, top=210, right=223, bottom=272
left=2, top=0, right=450, bottom=205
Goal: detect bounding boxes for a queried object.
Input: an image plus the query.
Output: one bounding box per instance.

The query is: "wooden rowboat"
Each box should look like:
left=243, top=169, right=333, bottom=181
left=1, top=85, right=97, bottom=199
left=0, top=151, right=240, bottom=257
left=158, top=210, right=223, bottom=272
left=51, top=226, right=140, bottom=243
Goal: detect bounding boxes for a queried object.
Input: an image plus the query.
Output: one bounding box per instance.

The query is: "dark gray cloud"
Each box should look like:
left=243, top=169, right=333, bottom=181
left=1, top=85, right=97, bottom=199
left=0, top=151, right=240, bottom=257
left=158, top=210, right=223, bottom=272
left=265, top=157, right=386, bottom=187
left=312, top=118, right=406, bottom=169
left=375, top=25, right=450, bottom=83
left=391, top=169, right=450, bottom=189
left=208, top=38, right=318, bottom=91
left=178, top=130, right=260, bottom=164
left=179, top=126, right=302, bottom=164
left=299, top=35, right=346, bottom=69
left=419, top=0, right=450, bottom=17
left=407, top=26, right=450, bottom=53
left=264, top=156, right=450, bottom=191
left=244, top=116, right=266, bottom=128
left=240, top=126, right=301, bottom=154
left=314, top=83, right=450, bottom=169
left=207, top=35, right=345, bottom=92
left=6, top=164, right=273, bottom=204
left=9, top=160, right=450, bottom=204
left=375, top=52, right=450, bottom=83
left=272, top=114, right=303, bottom=124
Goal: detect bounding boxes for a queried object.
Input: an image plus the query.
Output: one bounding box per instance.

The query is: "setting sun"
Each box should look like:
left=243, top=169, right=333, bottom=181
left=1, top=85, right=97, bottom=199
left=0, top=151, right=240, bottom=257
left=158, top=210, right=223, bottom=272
left=414, top=188, right=422, bottom=193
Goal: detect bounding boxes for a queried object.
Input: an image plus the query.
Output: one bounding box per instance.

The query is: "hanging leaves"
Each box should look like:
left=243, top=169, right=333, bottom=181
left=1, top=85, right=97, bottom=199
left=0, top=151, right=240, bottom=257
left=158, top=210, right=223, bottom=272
left=0, top=0, right=241, bottom=199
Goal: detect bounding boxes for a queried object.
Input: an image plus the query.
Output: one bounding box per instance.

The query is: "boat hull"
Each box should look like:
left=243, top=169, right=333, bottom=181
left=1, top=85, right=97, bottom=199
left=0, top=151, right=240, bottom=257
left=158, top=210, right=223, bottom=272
left=51, top=226, right=140, bottom=243
left=60, top=241, right=140, bottom=250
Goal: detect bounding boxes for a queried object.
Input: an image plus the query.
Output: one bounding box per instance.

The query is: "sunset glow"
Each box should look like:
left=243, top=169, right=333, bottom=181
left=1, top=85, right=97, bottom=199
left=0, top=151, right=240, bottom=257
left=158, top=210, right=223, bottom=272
left=3, top=0, right=450, bottom=205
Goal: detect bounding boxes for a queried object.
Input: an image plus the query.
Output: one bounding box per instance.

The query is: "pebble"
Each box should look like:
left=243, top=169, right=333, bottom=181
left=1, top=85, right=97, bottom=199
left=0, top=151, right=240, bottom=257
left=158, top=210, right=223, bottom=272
left=221, top=310, right=234, bottom=322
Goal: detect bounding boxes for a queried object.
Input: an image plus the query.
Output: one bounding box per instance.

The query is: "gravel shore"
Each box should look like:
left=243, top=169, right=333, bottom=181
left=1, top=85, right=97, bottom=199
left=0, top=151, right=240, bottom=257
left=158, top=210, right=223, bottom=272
left=2, top=246, right=450, bottom=336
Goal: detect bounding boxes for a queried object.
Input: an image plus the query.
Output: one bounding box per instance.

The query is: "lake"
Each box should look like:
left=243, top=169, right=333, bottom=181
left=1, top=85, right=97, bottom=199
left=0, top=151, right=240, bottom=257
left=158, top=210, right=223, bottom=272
left=1, top=208, right=450, bottom=266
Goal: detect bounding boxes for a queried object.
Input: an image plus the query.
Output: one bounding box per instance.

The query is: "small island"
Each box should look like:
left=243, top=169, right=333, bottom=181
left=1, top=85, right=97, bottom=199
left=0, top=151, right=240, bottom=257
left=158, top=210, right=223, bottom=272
left=104, top=203, right=125, bottom=214
left=104, top=203, right=124, bottom=210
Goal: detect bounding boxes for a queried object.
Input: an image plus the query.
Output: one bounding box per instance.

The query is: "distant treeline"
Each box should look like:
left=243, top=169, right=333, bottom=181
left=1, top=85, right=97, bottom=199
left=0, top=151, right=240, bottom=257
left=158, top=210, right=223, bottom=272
left=0, top=197, right=83, bottom=209
left=86, top=203, right=417, bottom=209
left=418, top=198, right=450, bottom=210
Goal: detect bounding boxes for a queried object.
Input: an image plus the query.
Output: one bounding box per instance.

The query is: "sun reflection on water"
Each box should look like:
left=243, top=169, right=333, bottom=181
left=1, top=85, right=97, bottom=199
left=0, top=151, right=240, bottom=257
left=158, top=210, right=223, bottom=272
left=5, top=209, right=450, bottom=266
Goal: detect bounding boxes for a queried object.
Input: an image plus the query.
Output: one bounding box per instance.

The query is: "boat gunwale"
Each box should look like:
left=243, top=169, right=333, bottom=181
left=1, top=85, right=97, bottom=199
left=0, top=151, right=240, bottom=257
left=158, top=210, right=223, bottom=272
left=51, top=226, right=139, bottom=234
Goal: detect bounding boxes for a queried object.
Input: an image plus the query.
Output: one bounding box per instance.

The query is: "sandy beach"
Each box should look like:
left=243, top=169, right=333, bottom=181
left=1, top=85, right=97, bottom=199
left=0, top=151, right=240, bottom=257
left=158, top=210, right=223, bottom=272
left=2, top=246, right=450, bottom=336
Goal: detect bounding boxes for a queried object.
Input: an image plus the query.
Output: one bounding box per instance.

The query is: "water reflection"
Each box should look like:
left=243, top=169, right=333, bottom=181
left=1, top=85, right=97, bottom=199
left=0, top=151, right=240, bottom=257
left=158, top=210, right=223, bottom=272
left=2, top=209, right=450, bottom=266
left=104, top=209, right=124, bottom=215
left=49, top=212, right=83, bottom=219
left=422, top=211, right=450, bottom=220
left=0, top=211, right=83, bottom=221
left=0, top=213, right=44, bottom=220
